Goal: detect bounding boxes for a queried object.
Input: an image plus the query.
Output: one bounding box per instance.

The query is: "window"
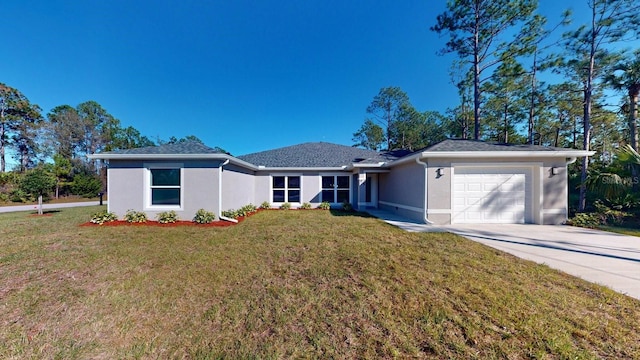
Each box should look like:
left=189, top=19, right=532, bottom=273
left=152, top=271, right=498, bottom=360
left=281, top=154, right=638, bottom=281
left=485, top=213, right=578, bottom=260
left=321, top=175, right=350, bottom=203
left=272, top=175, right=301, bottom=203
left=148, top=167, right=182, bottom=207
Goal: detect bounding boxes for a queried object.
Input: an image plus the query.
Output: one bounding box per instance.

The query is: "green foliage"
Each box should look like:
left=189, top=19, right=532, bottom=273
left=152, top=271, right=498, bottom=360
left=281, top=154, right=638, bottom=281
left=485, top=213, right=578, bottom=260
left=157, top=210, right=179, bottom=224
left=8, top=189, right=28, bottom=203
left=241, top=204, right=257, bottom=214
left=124, top=209, right=147, bottom=223
left=259, top=201, right=271, bottom=209
left=569, top=201, right=631, bottom=228
left=221, top=209, right=238, bottom=219
left=90, top=210, right=118, bottom=225
left=568, top=213, right=601, bottom=228
left=300, top=202, right=312, bottom=209
left=193, top=209, right=216, bottom=224
left=352, top=119, right=386, bottom=151
left=318, top=201, right=331, bottom=210
left=19, top=167, right=56, bottom=200
left=71, top=173, right=102, bottom=198
left=341, top=201, right=353, bottom=212
left=279, top=202, right=291, bottom=210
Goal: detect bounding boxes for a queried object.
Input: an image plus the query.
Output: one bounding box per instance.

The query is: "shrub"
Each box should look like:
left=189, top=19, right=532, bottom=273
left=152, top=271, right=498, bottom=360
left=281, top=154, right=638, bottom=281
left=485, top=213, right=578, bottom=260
left=221, top=209, right=238, bottom=219
left=157, top=210, right=179, bottom=224
left=301, top=202, right=312, bottom=209
left=241, top=204, right=257, bottom=214
left=318, top=201, right=331, bottom=210
left=20, top=168, right=55, bottom=201
left=124, top=209, right=147, bottom=223
left=71, top=173, right=102, bottom=198
left=342, top=201, right=353, bottom=211
left=280, top=202, right=291, bottom=210
left=260, top=201, right=271, bottom=209
left=568, top=213, right=600, bottom=228
left=90, top=210, right=118, bottom=225
left=9, top=189, right=28, bottom=203
left=193, top=209, right=216, bottom=224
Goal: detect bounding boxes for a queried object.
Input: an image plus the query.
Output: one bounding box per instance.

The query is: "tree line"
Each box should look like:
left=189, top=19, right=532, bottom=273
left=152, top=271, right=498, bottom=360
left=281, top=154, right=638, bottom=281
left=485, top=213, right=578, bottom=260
left=352, top=0, right=640, bottom=220
left=0, top=83, right=209, bottom=203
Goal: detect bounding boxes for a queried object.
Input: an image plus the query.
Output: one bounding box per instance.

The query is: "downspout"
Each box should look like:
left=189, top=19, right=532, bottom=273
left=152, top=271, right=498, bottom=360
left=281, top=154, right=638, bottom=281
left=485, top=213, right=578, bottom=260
left=566, top=157, right=577, bottom=165
left=218, top=159, right=238, bottom=223
left=416, top=157, right=433, bottom=224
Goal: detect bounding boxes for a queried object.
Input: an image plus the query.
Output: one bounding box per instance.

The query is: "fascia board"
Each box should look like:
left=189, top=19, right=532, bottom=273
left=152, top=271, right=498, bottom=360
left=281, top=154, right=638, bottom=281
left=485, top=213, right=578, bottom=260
left=87, top=153, right=259, bottom=171
left=387, top=150, right=595, bottom=166
left=255, top=166, right=348, bottom=171
left=421, top=150, right=596, bottom=158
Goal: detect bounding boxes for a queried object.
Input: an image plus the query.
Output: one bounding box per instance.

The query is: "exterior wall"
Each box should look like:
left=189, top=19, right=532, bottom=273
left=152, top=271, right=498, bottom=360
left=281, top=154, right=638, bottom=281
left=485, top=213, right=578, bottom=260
left=541, top=159, right=569, bottom=224
left=107, top=159, right=221, bottom=220
left=418, top=157, right=571, bottom=225
left=107, top=161, right=145, bottom=218
left=378, top=161, right=425, bottom=222
left=221, top=164, right=256, bottom=211
left=254, top=171, right=352, bottom=208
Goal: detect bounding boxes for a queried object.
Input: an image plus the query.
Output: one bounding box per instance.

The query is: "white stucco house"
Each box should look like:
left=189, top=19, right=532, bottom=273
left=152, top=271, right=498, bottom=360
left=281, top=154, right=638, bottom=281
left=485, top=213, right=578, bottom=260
left=87, top=139, right=593, bottom=225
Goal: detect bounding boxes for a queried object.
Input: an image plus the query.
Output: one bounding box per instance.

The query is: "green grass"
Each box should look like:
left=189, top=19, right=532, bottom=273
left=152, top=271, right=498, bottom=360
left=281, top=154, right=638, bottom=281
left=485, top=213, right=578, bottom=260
left=598, top=225, right=640, bottom=237
left=1, top=207, right=639, bottom=359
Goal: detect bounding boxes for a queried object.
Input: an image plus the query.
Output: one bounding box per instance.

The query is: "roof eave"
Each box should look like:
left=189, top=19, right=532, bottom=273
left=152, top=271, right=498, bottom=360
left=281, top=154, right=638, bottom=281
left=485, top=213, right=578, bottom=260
left=421, top=150, right=596, bottom=158
left=87, top=153, right=259, bottom=170
left=255, top=166, right=349, bottom=171
left=387, top=150, right=596, bottom=166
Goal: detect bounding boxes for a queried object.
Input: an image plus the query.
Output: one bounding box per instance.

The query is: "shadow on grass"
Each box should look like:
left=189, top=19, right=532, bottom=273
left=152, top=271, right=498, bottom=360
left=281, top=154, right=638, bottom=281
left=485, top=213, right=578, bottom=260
left=329, top=210, right=375, bottom=218
left=30, top=210, right=62, bottom=215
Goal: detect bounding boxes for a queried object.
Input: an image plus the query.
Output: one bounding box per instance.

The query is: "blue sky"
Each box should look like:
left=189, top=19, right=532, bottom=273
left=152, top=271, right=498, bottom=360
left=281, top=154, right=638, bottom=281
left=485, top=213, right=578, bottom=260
left=3, top=1, right=596, bottom=159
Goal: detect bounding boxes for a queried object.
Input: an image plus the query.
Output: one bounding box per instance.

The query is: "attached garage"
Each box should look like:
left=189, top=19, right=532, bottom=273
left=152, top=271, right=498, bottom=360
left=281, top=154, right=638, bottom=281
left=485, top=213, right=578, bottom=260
left=452, top=167, right=532, bottom=224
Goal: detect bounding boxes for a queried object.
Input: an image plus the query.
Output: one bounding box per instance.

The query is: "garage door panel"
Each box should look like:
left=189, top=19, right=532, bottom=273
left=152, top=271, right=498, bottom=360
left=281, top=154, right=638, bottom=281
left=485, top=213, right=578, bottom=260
left=453, top=169, right=530, bottom=224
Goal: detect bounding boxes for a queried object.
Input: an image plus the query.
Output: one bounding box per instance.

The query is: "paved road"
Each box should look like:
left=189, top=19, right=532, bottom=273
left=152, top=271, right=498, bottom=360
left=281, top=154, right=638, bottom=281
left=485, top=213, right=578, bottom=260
left=0, top=201, right=106, bottom=213
left=366, top=209, right=640, bottom=300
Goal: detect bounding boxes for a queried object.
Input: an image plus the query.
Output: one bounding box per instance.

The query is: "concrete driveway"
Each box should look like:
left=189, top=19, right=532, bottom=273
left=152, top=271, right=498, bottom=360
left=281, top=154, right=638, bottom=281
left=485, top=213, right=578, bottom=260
left=365, top=209, right=640, bottom=300
left=443, top=224, right=640, bottom=300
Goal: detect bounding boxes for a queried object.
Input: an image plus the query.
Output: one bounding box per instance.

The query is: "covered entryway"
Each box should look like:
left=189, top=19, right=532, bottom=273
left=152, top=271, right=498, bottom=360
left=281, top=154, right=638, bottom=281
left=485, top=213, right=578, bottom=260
left=452, top=167, right=532, bottom=224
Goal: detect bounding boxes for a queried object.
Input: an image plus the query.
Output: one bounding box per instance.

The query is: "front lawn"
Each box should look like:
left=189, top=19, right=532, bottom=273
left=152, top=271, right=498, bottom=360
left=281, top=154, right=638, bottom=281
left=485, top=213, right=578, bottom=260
left=1, top=207, right=638, bottom=358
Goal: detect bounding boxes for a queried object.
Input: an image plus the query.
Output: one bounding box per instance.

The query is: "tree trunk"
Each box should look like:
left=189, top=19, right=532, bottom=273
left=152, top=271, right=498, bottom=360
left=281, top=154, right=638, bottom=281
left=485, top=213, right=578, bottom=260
left=473, top=2, right=481, bottom=140
left=629, top=87, right=639, bottom=190
left=578, top=6, right=597, bottom=213
left=528, top=50, right=538, bottom=144
left=629, top=86, right=639, bottom=151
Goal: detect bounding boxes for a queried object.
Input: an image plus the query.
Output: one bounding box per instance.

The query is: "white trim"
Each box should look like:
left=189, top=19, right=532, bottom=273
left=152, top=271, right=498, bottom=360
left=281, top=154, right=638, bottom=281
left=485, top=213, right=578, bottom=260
left=319, top=173, right=352, bottom=204
left=543, top=208, right=567, bottom=214
left=387, top=149, right=595, bottom=167
left=427, top=208, right=452, bottom=214
left=143, top=162, right=184, bottom=211
left=270, top=174, right=303, bottom=204
left=378, top=201, right=423, bottom=214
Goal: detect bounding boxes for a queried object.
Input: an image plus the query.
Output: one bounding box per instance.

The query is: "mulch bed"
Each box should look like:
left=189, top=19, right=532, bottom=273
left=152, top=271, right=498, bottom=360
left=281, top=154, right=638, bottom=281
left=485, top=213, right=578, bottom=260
left=80, top=218, right=248, bottom=227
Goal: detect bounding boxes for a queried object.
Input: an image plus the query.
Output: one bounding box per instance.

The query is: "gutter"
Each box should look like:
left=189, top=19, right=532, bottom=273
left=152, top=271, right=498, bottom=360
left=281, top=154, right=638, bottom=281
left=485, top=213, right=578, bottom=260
left=415, top=157, right=433, bottom=224
left=218, top=159, right=238, bottom=223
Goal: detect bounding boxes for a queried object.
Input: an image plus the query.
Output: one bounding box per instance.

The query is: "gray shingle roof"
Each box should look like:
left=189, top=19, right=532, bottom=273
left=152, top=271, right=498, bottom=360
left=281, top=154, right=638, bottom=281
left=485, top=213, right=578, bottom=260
left=237, top=142, right=404, bottom=167
left=425, top=139, right=569, bottom=152
left=101, top=141, right=225, bottom=155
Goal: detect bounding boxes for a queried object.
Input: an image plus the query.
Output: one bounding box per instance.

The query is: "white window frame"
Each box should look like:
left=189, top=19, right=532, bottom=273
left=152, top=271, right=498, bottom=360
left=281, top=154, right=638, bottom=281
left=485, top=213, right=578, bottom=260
left=270, top=174, right=302, bottom=205
left=144, top=162, right=184, bottom=211
left=320, top=173, right=351, bottom=204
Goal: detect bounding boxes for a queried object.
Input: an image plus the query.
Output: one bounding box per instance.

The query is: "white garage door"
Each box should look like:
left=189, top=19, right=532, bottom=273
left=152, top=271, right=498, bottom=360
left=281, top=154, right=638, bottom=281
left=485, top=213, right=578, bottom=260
left=453, top=168, right=530, bottom=224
